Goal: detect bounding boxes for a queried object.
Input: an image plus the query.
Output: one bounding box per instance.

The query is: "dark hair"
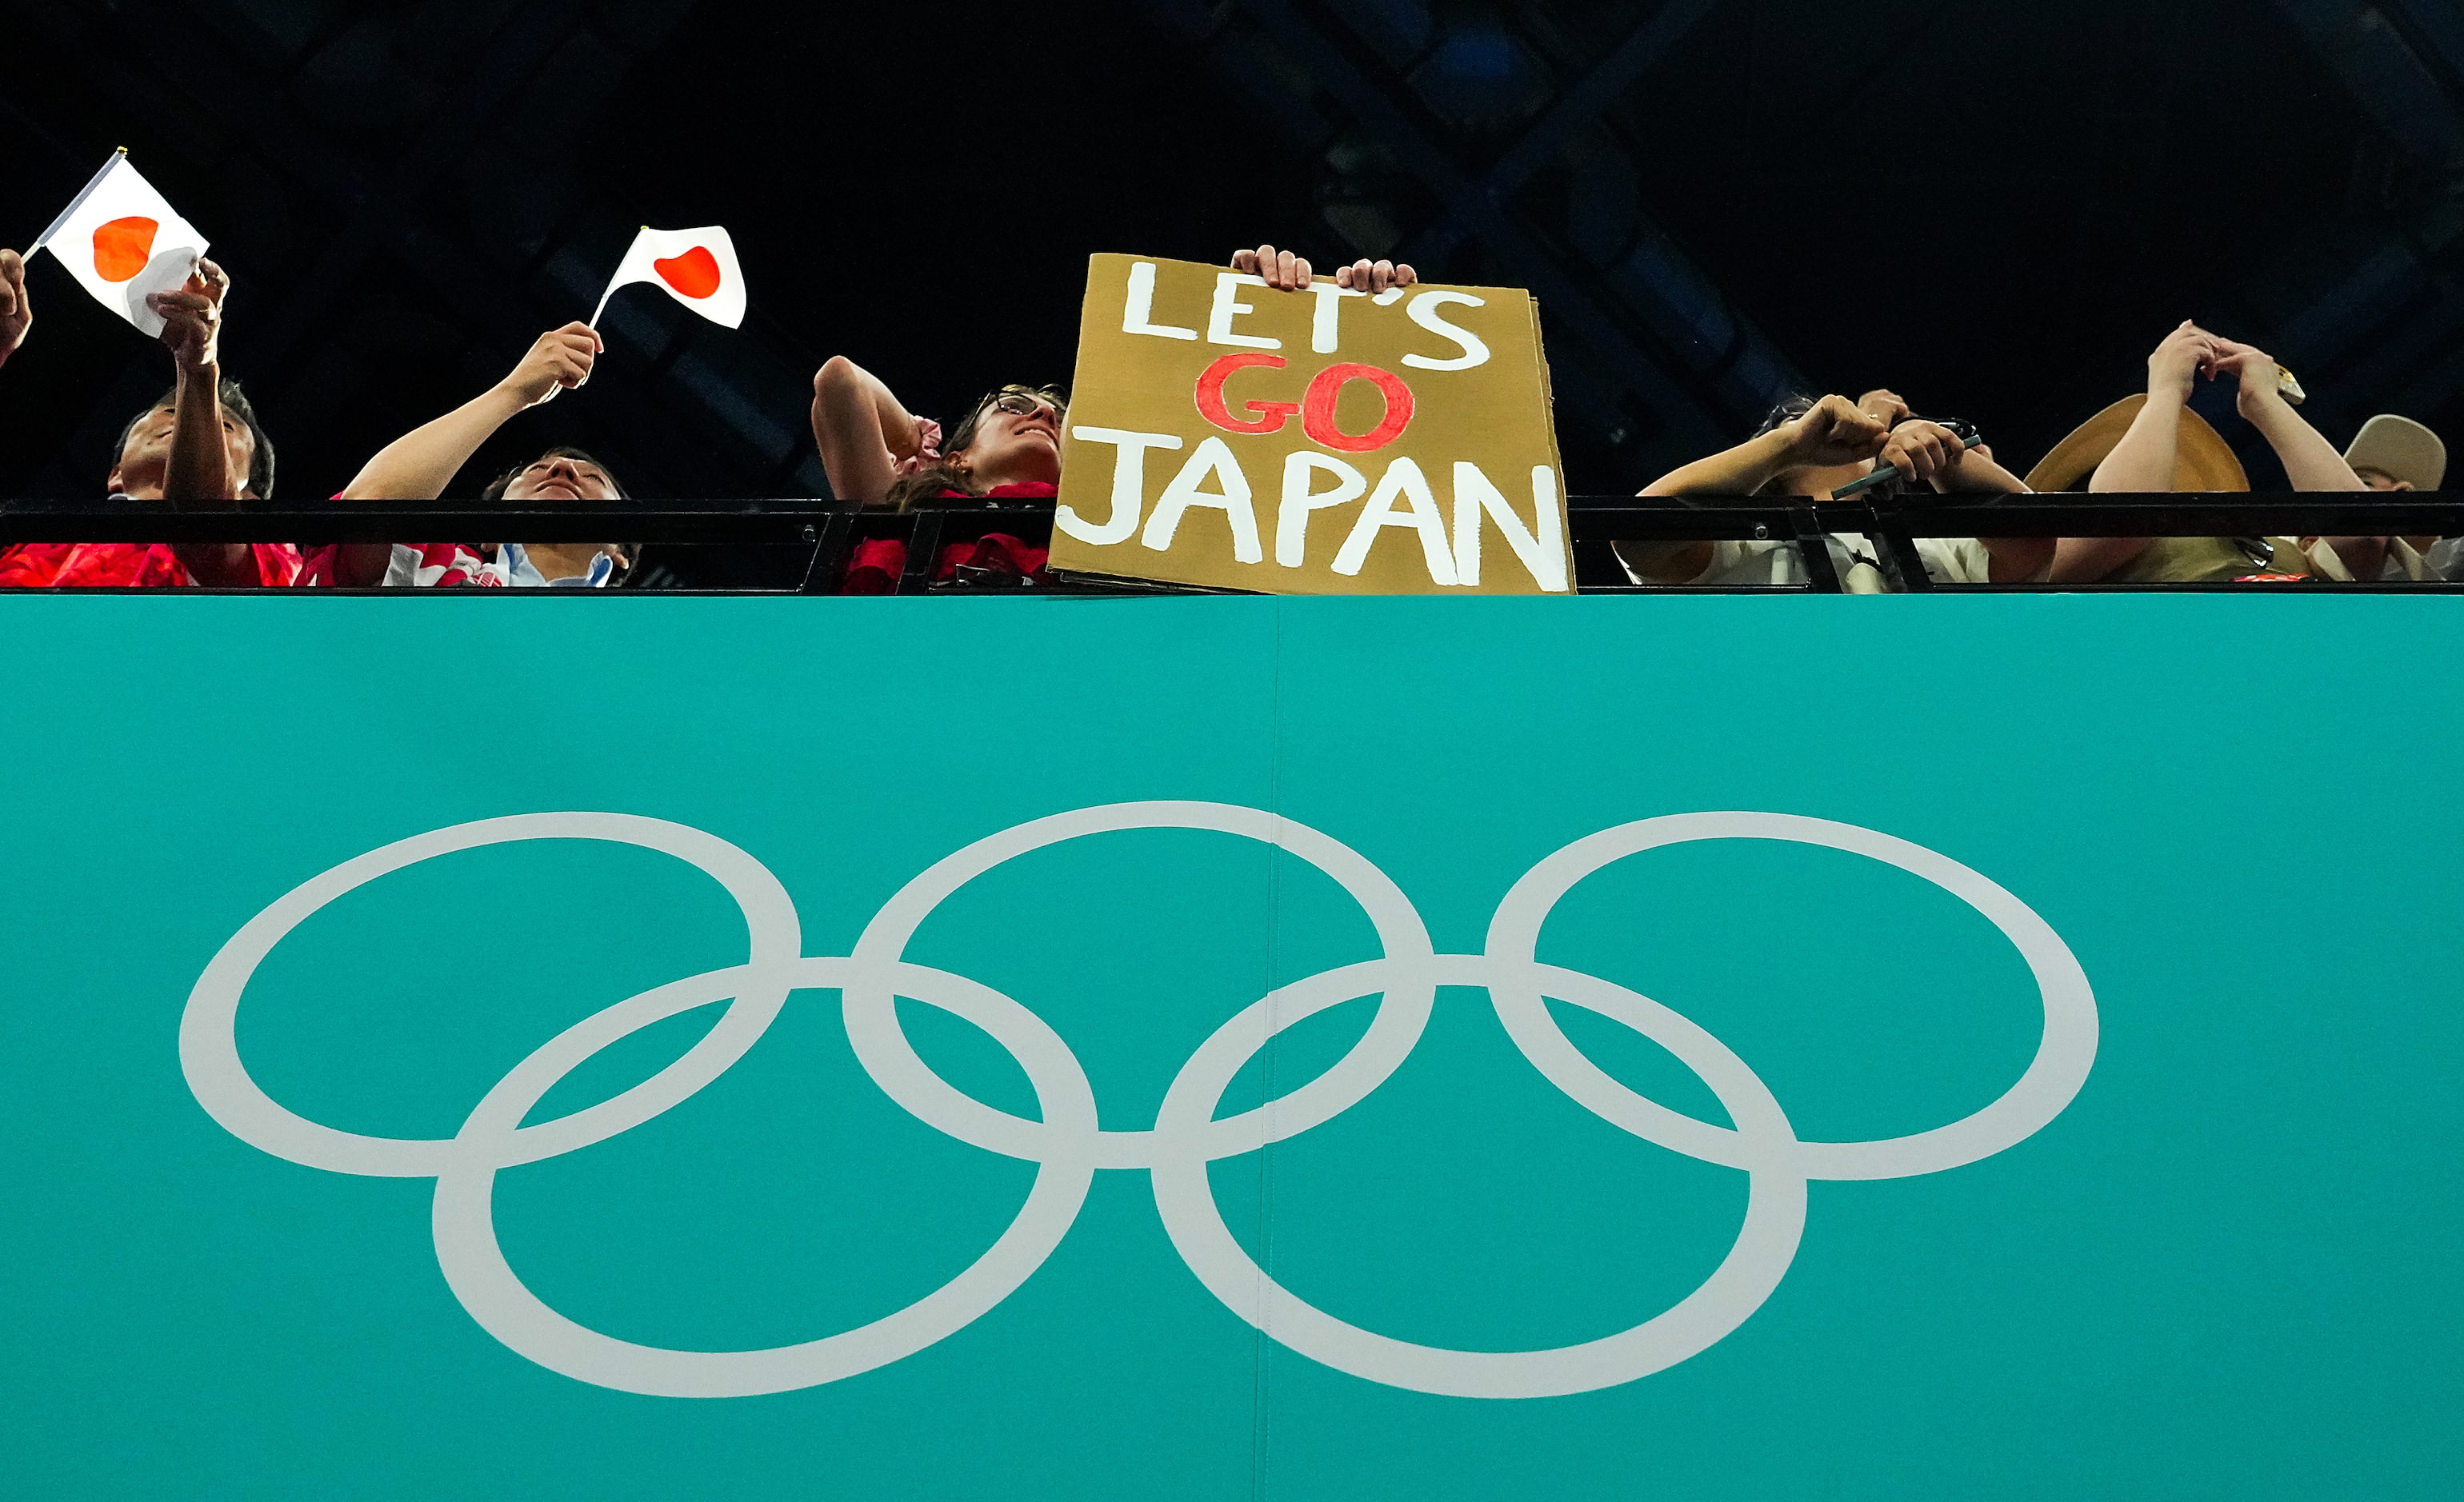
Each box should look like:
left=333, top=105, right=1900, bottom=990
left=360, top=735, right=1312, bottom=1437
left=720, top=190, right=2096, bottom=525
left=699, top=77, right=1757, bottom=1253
left=1752, top=393, right=1817, bottom=438
left=884, top=383, right=1066, bottom=510
left=117, top=378, right=277, bottom=497
left=478, top=445, right=629, bottom=501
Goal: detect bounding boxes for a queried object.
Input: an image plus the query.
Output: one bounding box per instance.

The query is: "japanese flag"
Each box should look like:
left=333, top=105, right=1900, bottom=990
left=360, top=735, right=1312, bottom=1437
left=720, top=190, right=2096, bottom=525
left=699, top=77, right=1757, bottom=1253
left=590, top=225, right=745, bottom=329
left=33, top=150, right=209, bottom=338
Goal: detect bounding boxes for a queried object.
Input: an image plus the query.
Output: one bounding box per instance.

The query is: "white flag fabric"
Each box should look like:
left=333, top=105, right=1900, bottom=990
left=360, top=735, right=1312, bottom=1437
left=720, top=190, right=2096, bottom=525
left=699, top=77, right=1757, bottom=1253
left=33, top=151, right=210, bottom=338
left=590, top=225, right=745, bottom=329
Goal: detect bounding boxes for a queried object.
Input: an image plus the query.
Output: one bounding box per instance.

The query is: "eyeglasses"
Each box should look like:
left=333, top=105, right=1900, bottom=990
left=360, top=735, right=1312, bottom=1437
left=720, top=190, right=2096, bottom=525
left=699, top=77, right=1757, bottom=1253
left=982, top=392, right=1062, bottom=420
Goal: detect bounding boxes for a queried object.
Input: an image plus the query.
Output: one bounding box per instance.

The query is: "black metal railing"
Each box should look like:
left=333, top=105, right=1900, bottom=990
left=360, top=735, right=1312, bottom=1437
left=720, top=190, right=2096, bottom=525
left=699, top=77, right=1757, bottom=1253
left=3, top=494, right=2461, bottom=592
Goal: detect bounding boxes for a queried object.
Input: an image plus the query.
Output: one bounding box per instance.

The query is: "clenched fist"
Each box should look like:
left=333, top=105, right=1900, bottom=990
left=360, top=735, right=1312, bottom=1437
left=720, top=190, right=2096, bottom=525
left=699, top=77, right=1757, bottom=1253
left=1780, top=393, right=1890, bottom=467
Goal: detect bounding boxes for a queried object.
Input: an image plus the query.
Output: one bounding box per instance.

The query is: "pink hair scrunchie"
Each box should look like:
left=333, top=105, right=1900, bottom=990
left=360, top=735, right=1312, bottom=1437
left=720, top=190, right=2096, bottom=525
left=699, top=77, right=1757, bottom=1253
left=891, top=417, right=944, bottom=477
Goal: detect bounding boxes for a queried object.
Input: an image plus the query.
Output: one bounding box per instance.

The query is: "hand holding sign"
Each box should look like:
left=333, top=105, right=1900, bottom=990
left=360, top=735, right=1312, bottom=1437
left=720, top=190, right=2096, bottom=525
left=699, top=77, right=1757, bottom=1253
left=1229, top=244, right=1418, bottom=294
left=1054, top=254, right=1568, bottom=594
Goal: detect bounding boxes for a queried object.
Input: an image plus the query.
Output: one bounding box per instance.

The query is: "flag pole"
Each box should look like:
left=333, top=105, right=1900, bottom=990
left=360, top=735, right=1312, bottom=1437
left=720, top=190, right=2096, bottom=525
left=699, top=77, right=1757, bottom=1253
left=585, top=226, right=649, bottom=330
left=31, top=148, right=129, bottom=254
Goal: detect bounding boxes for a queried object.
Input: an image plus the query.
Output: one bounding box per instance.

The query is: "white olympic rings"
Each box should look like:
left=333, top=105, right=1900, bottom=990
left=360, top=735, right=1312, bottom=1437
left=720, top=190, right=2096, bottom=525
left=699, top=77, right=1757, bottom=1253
left=179, top=803, right=2096, bottom=1400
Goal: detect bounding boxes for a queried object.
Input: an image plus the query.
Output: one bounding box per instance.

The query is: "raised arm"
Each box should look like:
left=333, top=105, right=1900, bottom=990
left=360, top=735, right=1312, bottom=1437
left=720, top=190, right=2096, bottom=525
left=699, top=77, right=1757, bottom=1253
left=1642, top=394, right=1886, bottom=497
left=338, top=323, right=598, bottom=501
left=150, top=261, right=235, bottom=504
left=1622, top=396, right=1887, bottom=583
left=0, top=249, right=29, bottom=370
left=2211, top=338, right=2364, bottom=492
left=2090, top=322, right=2210, bottom=496
left=138, top=259, right=262, bottom=587
left=810, top=355, right=931, bottom=505
left=2053, top=321, right=2215, bottom=582
left=2210, top=337, right=2388, bottom=578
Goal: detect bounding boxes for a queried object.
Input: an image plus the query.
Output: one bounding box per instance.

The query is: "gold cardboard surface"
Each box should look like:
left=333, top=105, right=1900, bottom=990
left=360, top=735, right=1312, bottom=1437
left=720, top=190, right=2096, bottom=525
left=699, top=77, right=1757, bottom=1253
left=1050, top=254, right=1571, bottom=594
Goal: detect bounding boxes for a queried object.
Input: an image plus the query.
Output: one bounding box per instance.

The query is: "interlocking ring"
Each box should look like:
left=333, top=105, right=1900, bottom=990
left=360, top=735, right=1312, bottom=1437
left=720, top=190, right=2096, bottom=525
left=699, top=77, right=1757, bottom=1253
left=180, top=803, right=2095, bottom=1400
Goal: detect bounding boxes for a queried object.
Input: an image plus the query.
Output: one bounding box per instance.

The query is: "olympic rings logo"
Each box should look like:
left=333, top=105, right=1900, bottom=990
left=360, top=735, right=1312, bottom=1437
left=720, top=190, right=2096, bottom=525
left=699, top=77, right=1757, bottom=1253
left=179, top=803, right=2097, bottom=1401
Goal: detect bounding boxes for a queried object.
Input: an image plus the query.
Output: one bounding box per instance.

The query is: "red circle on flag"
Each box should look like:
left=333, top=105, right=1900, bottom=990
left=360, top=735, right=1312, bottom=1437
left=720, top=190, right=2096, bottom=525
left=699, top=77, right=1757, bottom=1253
left=94, top=217, right=162, bottom=283
left=653, top=246, right=722, bottom=299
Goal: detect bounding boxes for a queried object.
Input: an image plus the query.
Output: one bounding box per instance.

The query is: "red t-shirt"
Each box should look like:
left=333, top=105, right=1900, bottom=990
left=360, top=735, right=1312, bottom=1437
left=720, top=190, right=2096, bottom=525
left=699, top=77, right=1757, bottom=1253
left=0, top=541, right=302, bottom=588
left=298, top=541, right=499, bottom=588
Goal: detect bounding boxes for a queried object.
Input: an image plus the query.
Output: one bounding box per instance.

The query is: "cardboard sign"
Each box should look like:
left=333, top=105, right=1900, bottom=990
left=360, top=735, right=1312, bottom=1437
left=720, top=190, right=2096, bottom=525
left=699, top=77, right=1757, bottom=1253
left=1050, top=254, right=1572, bottom=594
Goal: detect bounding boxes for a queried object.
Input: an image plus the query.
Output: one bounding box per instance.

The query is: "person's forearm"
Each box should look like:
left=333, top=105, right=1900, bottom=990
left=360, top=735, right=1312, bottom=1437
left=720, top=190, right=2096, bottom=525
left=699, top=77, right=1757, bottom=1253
left=1641, top=429, right=1795, bottom=496
left=2245, top=398, right=2365, bottom=492
left=1976, top=537, right=2054, bottom=582
left=161, top=364, right=256, bottom=585
left=1925, top=449, right=2051, bottom=580
left=1936, top=449, right=2029, bottom=496
left=338, top=385, right=530, bottom=501
left=2052, top=398, right=2183, bottom=581
left=812, top=356, right=905, bottom=505
left=2050, top=536, right=2151, bottom=581
left=2089, top=398, right=2182, bottom=494
left=163, top=364, right=232, bottom=501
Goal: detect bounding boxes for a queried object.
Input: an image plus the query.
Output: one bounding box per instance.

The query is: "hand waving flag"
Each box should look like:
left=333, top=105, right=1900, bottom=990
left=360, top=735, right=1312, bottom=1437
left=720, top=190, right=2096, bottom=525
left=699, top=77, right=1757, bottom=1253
left=32, top=150, right=210, bottom=338
left=590, top=226, right=745, bottom=329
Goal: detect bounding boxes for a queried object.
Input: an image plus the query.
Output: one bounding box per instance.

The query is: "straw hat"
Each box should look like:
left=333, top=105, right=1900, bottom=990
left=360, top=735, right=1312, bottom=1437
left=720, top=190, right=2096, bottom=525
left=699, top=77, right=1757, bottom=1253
left=2024, top=394, right=2250, bottom=492
left=2343, top=413, right=2445, bottom=490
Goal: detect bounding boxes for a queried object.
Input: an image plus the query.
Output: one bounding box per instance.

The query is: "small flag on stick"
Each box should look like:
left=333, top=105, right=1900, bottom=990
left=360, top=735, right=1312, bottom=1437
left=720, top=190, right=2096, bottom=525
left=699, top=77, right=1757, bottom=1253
left=33, top=150, right=210, bottom=338
left=590, top=225, right=745, bottom=330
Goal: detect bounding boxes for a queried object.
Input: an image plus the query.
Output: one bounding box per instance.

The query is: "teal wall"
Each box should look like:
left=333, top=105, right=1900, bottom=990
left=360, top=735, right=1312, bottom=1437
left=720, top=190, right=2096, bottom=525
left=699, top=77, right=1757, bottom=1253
left=2, top=594, right=2456, bottom=1498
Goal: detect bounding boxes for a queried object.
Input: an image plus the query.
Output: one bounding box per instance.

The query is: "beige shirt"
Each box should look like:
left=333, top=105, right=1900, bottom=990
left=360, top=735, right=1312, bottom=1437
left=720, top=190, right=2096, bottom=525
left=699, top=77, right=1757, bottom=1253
left=1618, top=534, right=1995, bottom=591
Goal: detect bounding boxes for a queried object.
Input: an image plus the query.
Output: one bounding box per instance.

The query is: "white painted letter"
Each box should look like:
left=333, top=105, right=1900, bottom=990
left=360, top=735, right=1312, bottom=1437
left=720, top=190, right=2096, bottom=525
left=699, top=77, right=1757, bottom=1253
left=1451, top=461, right=1569, bottom=592
left=1208, top=272, right=1282, bottom=350
left=1306, top=282, right=1365, bottom=354
left=1122, top=260, right=1198, bottom=341
left=1401, top=290, right=1490, bottom=371
left=1142, top=436, right=1263, bottom=563
left=1332, top=457, right=1458, bottom=585
left=1059, top=427, right=1183, bottom=545
left=1278, top=451, right=1368, bottom=567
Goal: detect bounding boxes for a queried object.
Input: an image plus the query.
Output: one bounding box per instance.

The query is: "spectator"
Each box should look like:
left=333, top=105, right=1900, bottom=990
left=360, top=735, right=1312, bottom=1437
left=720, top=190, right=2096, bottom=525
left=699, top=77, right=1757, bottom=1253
left=808, top=242, right=1406, bottom=509
left=810, top=362, right=1062, bottom=509
left=2304, top=414, right=2450, bottom=581
left=1618, top=389, right=2052, bottom=588
left=814, top=242, right=1384, bottom=591
left=305, top=324, right=630, bottom=587
left=820, top=376, right=1066, bottom=591
left=2050, top=322, right=2358, bottom=582
left=0, top=255, right=296, bottom=588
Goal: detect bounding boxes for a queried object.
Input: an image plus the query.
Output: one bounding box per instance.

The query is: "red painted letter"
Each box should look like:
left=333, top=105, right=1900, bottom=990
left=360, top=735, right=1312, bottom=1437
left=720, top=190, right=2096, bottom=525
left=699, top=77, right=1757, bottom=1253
left=1301, top=362, right=1414, bottom=453
left=1194, top=353, right=1301, bottom=434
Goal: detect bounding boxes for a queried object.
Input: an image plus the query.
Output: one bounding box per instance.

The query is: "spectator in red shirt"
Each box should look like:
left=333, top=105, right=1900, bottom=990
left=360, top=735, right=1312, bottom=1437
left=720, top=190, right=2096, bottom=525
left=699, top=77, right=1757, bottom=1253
left=0, top=250, right=295, bottom=588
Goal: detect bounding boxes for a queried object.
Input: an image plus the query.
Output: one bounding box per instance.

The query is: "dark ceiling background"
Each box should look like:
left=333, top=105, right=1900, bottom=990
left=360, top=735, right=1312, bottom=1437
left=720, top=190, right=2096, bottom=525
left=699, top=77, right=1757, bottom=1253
left=6, top=0, right=2464, bottom=501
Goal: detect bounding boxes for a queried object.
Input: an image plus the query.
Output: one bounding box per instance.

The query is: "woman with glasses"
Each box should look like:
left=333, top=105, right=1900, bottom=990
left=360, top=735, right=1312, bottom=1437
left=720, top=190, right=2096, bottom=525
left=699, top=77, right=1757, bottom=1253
left=806, top=241, right=1404, bottom=509
left=813, top=372, right=1067, bottom=590
left=810, top=360, right=1065, bottom=509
